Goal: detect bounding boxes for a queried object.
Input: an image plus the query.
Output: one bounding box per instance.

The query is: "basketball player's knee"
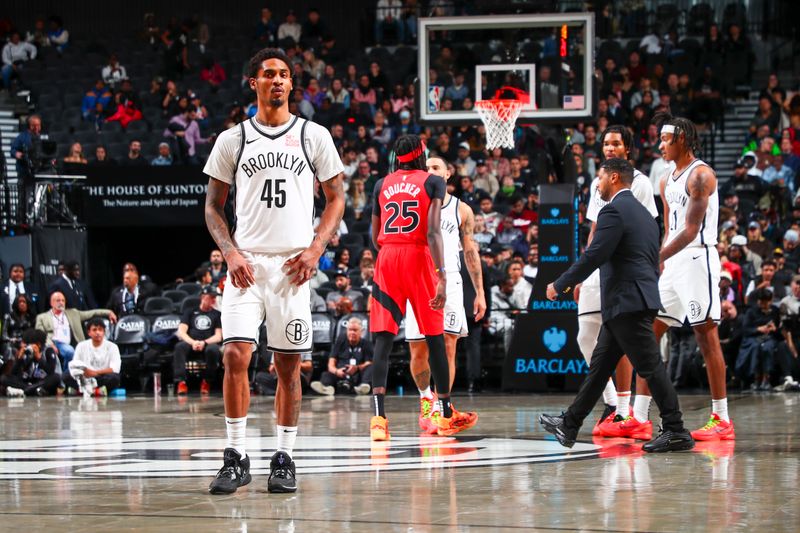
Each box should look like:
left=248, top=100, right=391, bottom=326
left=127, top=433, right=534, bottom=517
left=223, top=345, right=251, bottom=374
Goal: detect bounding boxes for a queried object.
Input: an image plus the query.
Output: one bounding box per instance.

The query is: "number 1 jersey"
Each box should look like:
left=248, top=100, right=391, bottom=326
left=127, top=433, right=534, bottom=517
left=203, top=116, right=343, bottom=254
left=372, top=169, right=445, bottom=247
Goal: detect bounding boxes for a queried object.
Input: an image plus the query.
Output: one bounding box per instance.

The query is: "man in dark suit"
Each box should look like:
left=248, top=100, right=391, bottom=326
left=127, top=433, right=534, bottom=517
left=106, top=266, right=158, bottom=316
left=2, top=264, right=41, bottom=315
left=48, top=260, right=96, bottom=311
left=540, top=158, right=694, bottom=453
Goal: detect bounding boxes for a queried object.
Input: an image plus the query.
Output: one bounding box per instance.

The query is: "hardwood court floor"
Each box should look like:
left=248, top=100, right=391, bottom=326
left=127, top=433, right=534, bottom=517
left=0, top=392, right=798, bottom=532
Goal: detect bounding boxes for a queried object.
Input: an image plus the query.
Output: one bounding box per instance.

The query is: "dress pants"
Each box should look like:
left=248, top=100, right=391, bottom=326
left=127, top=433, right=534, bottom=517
left=172, top=341, right=221, bottom=382
left=565, top=310, right=685, bottom=432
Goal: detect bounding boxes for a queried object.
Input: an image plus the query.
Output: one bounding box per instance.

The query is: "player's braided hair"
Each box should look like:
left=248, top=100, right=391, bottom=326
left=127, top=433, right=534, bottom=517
left=247, top=48, right=292, bottom=79
left=599, top=125, right=633, bottom=158
left=652, top=111, right=702, bottom=155
left=392, top=134, right=427, bottom=171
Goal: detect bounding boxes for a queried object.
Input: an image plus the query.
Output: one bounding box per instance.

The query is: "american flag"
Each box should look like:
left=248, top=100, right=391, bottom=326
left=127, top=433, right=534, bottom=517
left=563, top=95, right=585, bottom=110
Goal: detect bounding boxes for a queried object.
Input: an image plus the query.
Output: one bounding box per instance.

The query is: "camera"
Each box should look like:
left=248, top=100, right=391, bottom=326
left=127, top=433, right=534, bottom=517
left=23, top=345, right=35, bottom=357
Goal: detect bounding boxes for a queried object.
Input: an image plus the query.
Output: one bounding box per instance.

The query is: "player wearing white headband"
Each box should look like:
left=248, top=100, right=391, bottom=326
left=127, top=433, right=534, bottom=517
left=623, top=113, right=734, bottom=443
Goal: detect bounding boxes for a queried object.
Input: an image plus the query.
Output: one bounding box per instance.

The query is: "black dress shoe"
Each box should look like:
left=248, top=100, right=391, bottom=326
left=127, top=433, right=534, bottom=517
left=539, top=413, right=578, bottom=448
left=642, top=428, right=695, bottom=453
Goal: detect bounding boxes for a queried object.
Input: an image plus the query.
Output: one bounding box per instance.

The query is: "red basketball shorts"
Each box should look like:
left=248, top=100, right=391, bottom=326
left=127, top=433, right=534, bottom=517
left=370, top=245, right=444, bottom=336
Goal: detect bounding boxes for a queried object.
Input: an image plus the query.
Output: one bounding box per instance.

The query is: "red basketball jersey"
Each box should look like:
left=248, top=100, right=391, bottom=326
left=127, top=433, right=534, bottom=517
left=373, top=169, right=445, bottom=247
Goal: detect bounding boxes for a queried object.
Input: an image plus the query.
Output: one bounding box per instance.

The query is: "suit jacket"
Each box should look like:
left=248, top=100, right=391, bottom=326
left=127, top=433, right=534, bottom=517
left=554, top=189, right=661, bottom=323
left=48, top=276, right=97, bottom=311
left=106, top=283, right=159, bottom=316
left=1, top=279, right=42, bottom=315
left=34, top=308, right=113, bottom=346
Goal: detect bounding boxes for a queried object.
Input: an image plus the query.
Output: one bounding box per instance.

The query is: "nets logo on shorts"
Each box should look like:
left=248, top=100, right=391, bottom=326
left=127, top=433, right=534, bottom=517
left=446, top=312, right=457, bottom=327
left=285, top=319, right=310, bottom=345
left=688, top=301, right=703, bottom=321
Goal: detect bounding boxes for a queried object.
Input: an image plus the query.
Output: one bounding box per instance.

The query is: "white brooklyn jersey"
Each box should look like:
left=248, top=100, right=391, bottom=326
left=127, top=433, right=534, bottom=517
left=663, top=158, right=718, bottom=248
left=203, top=116, right=344, bottom=254
left=586, top=169, right=658, bottom=222
left=441, top=195, right=462, bottom=273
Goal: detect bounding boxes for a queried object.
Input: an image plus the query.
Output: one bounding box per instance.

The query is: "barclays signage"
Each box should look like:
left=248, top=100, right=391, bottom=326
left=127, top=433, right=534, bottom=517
left=540, top=243, right=570, bottom=263
left=515, top=358, right=588, bottom=374
left=539, top=207, right=570, bottom=226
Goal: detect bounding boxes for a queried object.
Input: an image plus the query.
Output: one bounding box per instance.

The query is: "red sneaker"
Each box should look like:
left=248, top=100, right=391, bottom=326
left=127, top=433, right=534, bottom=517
left=603, top=417, right=653, bottom=440
left=176, top=381, right=188, bottom=395
left=592, top=409, right=617, bottom=437
left=691, top=414, right=736, bottom=441
left=200, top=380, right=211, bottom=395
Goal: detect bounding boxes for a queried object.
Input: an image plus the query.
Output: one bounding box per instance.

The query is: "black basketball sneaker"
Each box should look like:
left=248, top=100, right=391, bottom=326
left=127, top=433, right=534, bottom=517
left=208, top=448, right=252, bottom=494
left=267, top=451, right=297, bottom=493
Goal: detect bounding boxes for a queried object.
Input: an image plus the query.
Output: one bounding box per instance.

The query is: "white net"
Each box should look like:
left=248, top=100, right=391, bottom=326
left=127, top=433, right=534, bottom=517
left=475, top=99, right=523, bottom=150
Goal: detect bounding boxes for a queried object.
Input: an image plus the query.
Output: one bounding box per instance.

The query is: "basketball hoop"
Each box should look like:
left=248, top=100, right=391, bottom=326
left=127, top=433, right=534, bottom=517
left=475, top=87, right=529, bottom=150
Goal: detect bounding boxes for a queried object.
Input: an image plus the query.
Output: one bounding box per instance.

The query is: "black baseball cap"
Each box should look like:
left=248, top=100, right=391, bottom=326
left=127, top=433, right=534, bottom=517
left=201, top=285, right=220, bottom=296
left=334, top=269, right=348, bottom=278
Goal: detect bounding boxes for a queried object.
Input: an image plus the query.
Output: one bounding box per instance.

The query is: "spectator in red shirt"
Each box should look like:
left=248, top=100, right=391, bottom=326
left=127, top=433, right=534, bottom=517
left=200, top=56, right=226, bottom=93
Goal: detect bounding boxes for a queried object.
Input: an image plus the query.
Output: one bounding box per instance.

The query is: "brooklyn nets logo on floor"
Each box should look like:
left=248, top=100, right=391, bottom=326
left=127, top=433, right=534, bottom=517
left=0, top=436, right=602, bottom=479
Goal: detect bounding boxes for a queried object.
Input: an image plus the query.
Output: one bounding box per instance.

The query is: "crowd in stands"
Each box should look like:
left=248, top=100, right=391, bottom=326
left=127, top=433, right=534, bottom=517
left=2, top=4, right=800, bottom=394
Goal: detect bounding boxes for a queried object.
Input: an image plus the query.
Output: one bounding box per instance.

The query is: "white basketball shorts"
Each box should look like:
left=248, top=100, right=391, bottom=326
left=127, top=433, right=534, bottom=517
left=221, top=250, right=312, bottom=354
left=578, top=269, right=602, bottom=316
left=405, top=271, right=468, bottom=341
left=657, top=245, right=721, bottom=327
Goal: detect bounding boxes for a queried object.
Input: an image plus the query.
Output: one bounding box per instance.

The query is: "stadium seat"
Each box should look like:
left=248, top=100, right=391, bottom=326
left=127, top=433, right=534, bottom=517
left=687, top=3, right=714, bottom=36
left=113, top=314, right=150, bottom=354
left=177, top=283, right=202, bottom=295
left=162, top=289, right=188, bottom=311
left=143, top=296, right=174, bottom=317
left=340, top=233, right=364, bottom=248
left=151, top=314, right=181, bottom=335
left=351, top=220, right=370, bottom=234
left=722, top=3, right=747, bottom=33
left=180, top=296, right=201, bottom=314
left=311, top=312, right=335, bottom=348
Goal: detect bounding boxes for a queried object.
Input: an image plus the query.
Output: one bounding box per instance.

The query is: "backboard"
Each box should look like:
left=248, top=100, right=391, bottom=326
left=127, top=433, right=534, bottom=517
left=418, top=13, right=594, bottom=124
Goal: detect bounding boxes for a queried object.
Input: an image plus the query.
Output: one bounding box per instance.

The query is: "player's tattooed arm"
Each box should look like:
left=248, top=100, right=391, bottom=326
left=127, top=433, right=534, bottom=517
left=460, top=204, right=486, bottom=321
left=205, top=178, right=235, bottom=256
left=285, top=174, right=345, bottom=286
left=205, top=178, right=255, bottom=288
left=659, top=166, right=716, bottom=263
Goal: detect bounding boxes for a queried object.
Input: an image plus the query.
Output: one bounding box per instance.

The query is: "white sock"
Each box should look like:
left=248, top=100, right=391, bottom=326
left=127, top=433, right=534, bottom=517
left=633, top=395, right=651, bottom=423
left=276, top=425, right=298, bottom=456
left=225, top=416, right=247, bottom=458
left=616, top=391, right=631, bottom=418
left=602, top=380, right=618, bottom=407
left=712, top=398, right=729, bottom=422
left=419, top=387, right=434, bottom=400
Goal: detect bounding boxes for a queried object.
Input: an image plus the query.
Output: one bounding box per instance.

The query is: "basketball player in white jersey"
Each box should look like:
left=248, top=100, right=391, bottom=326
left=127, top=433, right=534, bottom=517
left=624, top=114, right=734, bottom=442
left=577, top=125, right=658, bottom=439
left=405, top=156, right=486, bottom=434
left=204, top=48, right=345, bottom=494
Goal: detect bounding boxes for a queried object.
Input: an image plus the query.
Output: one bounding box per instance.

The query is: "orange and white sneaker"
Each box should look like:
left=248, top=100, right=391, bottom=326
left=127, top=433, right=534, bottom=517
left=604, top=416, right=653, bottom=440
left=370, top=415, right=390, bottom=441
left=450, top=405, right=478, bottom=431
left=200, top=379, right=211, bottom=395
left=690, top=414, right=735, bottom=441
left=418, top=397, right=436, bottom=433
left=435, top=410, right=474, bottom=437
